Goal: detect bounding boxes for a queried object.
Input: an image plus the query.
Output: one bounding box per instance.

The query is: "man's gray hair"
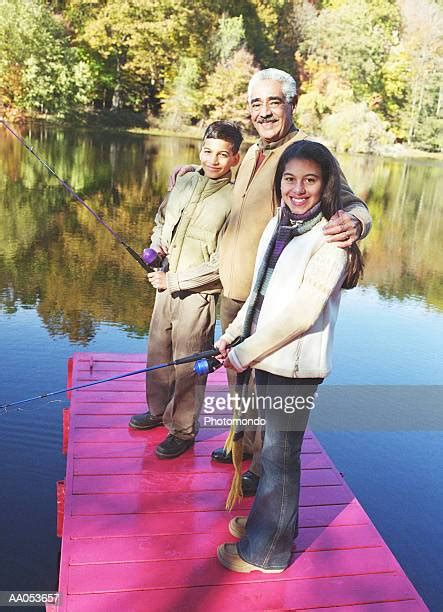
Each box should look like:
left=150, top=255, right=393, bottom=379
left=248, top=69, right=297, bottom=104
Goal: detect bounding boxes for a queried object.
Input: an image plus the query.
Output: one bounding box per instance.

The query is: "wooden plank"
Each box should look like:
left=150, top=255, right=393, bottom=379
left=69, top=524, right=385, bottom=564
left=72, top=446, right=324, bottom=474
left=71, top=391, right=147, bottom=402
left=70, top=427, right=234, bottom=443
left=74, top=459, right=341, bottom=494
left=73, top=370, right=228, bottom=383
left=60, top=574, right=423, bottom=612
left=71, top=441, right=317, bottom=461
left=73, top=402, right=149, bottom=415
left=67, top=503, right=369, bottom=539
left=70, top=486, right=355, bottom=516
left=67, top=547, right=400, bottom=594
left=308, top=604, right=426, bottom=612
left=72, top=469, right=340, bottom=494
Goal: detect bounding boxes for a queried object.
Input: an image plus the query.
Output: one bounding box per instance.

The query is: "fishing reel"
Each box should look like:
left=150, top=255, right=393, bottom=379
left=142, top=247, right=164, bottom=269
left=193, top=337, right=242, bottom=376
left=194, top=356, right=223, bottom=376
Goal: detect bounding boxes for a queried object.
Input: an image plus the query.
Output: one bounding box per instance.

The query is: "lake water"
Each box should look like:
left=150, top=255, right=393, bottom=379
left=0, top=125, right=442, bottom=609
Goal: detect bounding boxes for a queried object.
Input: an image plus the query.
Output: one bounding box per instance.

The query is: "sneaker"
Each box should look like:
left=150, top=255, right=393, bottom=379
left=217, top=543, right=285, bottom=573
left=229, top=516, right=247, bottom=539
left=128, top=411, right=163, bottom=430
left=155, top=434, right=195, bottom=459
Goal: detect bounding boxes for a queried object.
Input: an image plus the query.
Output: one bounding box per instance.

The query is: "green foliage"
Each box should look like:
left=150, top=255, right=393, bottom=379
left=302, top=0, right=402, bottom=105
left=200, top=48, right=257, bottom=128
left=320, top=102, right=394, bottom=153
left=296, top=67, right=354, bottom=134
left=380, top=46, right=411, bottom=139
left=274, top=0, right=317, bottom=76
left=221, top=0, right=286, bottom=69
left=295, top=0, right=441, bottom=151
left=76, top=0, right=222, bottom=111
left=210, top=14, right=245, bottom=64
left=195, top=15, right=256, bottom=129
left=161, top=57, right=201, bottom=129
left=399, top=0, right=443, bottom=150
left=160, top=14, right=256, bottom=130
left=0, top=0, right=94, bottom=115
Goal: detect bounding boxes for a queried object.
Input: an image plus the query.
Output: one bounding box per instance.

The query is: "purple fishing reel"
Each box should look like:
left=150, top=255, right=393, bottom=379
left=142, top=248, right=164, bottom=269
left=194, top=357, right=223, bottom=376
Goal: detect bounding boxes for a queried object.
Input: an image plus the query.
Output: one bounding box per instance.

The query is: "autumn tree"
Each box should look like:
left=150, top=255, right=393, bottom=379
left=199, top=15, right=257, bottom=129
left=0, top=0, right=93, bottom=115
left=160, top=57, right=201, bottom=129
left=301, top=0, right=402, bottom=108
left=75, top=0, right=223, bottom=112
left=399, top=0, right=442, bottom=150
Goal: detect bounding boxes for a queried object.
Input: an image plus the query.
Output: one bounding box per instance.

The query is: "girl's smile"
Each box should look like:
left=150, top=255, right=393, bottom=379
left=281, top=158, right=324, bottom=215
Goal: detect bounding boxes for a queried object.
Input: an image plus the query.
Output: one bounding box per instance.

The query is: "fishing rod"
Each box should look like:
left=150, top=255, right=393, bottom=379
left=0, top=347, right=227, bottom=413
left=0, top=119, right=152, bottom=275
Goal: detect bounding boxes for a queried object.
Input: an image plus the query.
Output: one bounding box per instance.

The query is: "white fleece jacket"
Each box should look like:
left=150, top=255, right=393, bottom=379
left=221, top=216, right=348, bottom=379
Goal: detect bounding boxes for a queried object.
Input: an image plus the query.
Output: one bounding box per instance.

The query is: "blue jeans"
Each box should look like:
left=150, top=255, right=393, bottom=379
left=237, top=369, right=321, bottom=570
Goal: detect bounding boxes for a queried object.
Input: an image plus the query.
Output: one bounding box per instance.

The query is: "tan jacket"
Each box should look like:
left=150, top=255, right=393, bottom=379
left=150, top=170, right=232, bottom=294
left=219, top=129, right=371, bottom=301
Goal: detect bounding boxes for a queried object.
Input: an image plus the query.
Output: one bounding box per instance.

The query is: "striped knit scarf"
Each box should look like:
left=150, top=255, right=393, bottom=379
left=242, top=201, right=323, bottom=339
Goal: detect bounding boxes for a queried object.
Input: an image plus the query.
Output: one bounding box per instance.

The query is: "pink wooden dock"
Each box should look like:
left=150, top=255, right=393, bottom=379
left=51, top=352, right=428, bottom=611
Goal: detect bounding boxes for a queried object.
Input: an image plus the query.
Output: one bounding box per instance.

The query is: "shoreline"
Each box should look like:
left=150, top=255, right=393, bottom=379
left=2, top=115, right=441, bottom=161
left=131, top=127, right=443, bottom=161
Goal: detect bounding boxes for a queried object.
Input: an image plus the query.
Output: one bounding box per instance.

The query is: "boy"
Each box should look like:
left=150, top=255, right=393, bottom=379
left=129, top=121, right=242, bottom=458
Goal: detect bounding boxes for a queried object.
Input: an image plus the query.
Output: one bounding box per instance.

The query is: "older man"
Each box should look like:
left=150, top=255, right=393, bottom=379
left=174, top=68, right=371, bottom=494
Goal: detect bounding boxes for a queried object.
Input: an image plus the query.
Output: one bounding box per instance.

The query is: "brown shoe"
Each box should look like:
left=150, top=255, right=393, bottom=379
left=228, top=516, right=247, bottom=539
left=155, top=434, right=194, bottom=459
left=128, top=411, right=163, bottom=430
left=217, top=543, right=285, bottom=573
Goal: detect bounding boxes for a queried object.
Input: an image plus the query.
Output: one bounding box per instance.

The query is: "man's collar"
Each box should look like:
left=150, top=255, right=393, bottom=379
left=258, top=124, right=298, bottom=152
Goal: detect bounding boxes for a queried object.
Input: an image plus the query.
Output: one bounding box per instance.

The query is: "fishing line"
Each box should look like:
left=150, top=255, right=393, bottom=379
left=0, top=119, right=151, bottom=274
left=0, top=346, right=230, bottom=415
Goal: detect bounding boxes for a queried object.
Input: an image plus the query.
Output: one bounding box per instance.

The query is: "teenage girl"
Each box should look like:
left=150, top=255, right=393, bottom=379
left=215, top=140, right=364, bottom=573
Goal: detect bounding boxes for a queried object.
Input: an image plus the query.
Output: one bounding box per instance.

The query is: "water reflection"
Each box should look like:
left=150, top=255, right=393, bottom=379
left=0, top=125, right=441, bottom=345
left=0, top=126, right=200, bottom=343
left=340, top=154, right=442, bottom=311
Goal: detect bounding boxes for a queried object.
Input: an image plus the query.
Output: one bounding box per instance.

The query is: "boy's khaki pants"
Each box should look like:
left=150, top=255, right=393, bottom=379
left=146, top=289, right=216, bottom=440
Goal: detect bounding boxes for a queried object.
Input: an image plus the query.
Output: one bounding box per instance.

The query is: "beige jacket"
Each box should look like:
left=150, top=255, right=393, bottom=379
left=222, top=216, right=348, bottom=379
left=150, top=170, right=232, bottom=294
left=219, top=129, right=371, bottom=301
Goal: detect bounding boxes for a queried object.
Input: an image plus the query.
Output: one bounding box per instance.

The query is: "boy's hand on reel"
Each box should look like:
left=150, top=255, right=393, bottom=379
left=151, top=244, right=168, bottom=257
left=148, top=271, right=167, bottom=291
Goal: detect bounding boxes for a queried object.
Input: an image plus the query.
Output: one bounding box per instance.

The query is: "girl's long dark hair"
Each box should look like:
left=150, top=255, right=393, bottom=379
left=274, top=140, right=364, bottom=289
